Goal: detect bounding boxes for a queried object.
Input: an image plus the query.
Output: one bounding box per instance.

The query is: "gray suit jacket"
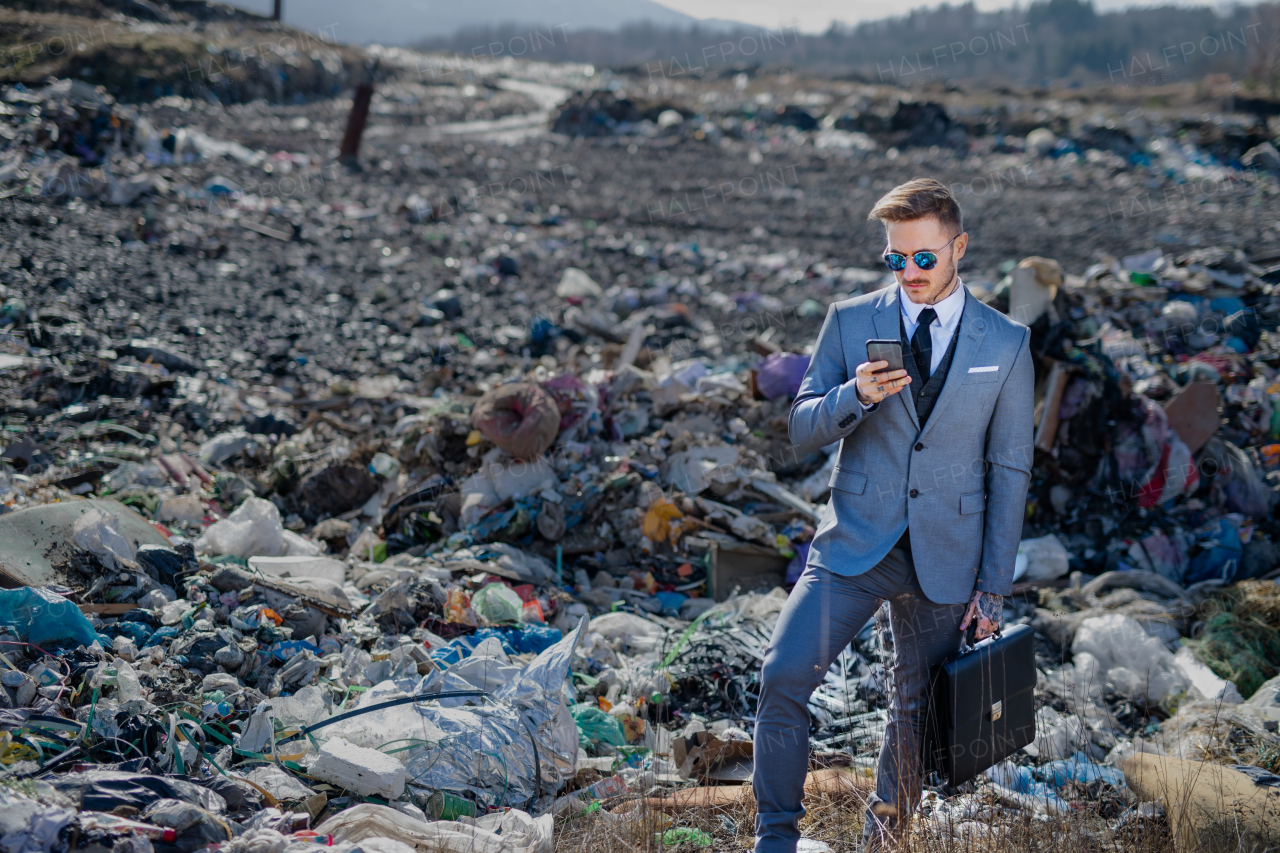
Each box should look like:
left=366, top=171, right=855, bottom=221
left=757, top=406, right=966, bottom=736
left=789, top=285, right=1034, bottom=604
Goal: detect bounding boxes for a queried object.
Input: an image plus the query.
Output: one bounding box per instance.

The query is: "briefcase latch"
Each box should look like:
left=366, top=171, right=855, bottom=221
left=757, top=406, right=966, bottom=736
left=990, top=700, right=1003, bottom=722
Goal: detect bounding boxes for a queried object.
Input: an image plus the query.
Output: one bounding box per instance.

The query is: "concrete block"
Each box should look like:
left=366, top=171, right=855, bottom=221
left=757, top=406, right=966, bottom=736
left=311, top=736, right=406, bottom=799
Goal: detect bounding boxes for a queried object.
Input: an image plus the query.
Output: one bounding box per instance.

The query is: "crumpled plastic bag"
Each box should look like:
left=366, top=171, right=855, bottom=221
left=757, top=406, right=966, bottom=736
left=1039, top=751, right=1127, bottom=788
left=220, top=827, right=289, bottom=853
left=542, top=373, right=602, bottom=441
left=237, top=704, right=274, bottom=754
left=754, top=352, right=811, bottom=400
left=589, top=612, right=665, bottom=655
left=443, top=640, right=522, bottom=694
left=471, top=382, right=560, bottom=460
left=1185, top=515, right=1243, bottom=585
left=1014, top=534, right=1069, bottom=582
left=446, top=543, right=556, bottom=584
left=459, top=452, right=559, bottom=527
left=268, top=684, right=330, bottom=728
left=1072, top=613, right=1187, bottom=707
left=317, top=803, right=552, bottom=853
left=141, top=798, right=232, bottom=846
left=198, top=497, right=284, bottom=558
left=0, top=789, right=74, bottom=853
left=73, top=507, right=137, bottom=566
left=472, top=583, right=523, bottom=624
left=242, top=766, right=317, bottom=803
left=0, top=587, right=103, bottom=649
left=571, top=703, right=627, bottom=751
left=1202, top=437, right=1275, bottom=517
left=52, top=770, right=226, bottom=814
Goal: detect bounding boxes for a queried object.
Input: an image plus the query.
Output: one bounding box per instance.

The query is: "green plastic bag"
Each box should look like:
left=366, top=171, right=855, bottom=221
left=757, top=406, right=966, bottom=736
left=471, top=583, right=523, bottom=624
left=570, top=703, right=626, bottom=750
left=0, top=587, right=104, bottom=648
left=655, top=828, right=713, bottom=848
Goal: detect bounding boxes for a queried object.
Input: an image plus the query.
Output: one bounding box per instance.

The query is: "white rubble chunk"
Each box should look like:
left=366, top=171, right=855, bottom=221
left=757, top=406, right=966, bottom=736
left=310, top=736, right=406, bottom=799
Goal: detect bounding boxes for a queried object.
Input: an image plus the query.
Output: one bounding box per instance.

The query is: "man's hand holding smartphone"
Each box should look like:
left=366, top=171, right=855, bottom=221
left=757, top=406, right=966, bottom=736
left=855, top=340, right=912, bottom=405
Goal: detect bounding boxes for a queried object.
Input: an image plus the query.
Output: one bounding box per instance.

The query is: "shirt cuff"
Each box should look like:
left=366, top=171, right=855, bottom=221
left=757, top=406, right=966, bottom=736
left=859, top=398, right=879, bottom=413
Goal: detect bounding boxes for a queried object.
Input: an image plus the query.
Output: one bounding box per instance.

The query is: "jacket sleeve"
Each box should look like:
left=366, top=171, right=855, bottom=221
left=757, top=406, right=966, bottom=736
left=788, top=303, right=869, bottom=456
left=976, top=326, right=1035, bottom=596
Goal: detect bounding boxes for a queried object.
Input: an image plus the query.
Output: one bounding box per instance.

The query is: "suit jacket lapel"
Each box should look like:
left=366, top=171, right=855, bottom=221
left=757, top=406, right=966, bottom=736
left=872, top=287, right=919, bottom=430
left=918, top=288, right=986, bottom=440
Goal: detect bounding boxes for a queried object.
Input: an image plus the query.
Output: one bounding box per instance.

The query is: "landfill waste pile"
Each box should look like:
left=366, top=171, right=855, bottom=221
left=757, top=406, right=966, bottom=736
left=1, top=4, right=1280, bottom=848
left=0, top=0, right=362, bottom=105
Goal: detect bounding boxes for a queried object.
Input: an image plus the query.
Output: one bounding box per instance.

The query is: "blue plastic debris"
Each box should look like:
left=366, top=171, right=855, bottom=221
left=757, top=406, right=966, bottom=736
left=0, top=587, right=105, bottom=649
left=1041, top=751, right=1127, bottom=788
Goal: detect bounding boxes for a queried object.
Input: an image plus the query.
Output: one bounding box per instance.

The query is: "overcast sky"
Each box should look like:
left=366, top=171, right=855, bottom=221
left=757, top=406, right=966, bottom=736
left=662, top=0, right=1198, bottom=32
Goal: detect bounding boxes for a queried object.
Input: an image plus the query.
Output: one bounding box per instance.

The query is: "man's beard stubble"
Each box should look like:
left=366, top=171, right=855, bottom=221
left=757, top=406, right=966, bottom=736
left=903, top=257, right=957, bottom=305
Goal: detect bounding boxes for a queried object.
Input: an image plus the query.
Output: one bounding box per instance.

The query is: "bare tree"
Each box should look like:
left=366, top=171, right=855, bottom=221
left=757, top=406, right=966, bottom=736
left=1249, top=3, right=1280, bottom=97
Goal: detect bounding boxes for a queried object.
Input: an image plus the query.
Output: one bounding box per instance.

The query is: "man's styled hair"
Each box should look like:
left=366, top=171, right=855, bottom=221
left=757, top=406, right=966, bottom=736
left=868, top=178, right=963, bottom=235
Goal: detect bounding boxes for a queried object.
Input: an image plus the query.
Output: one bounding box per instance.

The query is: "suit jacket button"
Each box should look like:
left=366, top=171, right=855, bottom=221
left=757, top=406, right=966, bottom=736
left=914, top=442, right=924, bottom=451
left=909, top=488, right=919, bottom=498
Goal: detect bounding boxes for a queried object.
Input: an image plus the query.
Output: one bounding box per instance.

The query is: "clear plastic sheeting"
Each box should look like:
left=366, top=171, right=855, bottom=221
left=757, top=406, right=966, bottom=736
left=0, top=789, right=74, bottom=853
left=406, top=617, right=586, bottom=808
left=71, top=508, right=137, bottom=568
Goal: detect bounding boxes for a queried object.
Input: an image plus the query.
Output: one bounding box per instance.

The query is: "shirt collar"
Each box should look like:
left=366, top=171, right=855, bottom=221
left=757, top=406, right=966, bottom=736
left=899, top=278, right=966, bottom=329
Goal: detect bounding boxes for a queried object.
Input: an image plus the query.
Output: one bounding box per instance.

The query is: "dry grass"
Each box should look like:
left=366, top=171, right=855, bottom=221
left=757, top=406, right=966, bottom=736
left=549, top=781, right=1181, bottom=853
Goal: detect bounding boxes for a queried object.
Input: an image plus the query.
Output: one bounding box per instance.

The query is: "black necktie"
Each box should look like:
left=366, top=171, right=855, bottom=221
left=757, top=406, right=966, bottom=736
left=911, top=307, right=937, bottom=380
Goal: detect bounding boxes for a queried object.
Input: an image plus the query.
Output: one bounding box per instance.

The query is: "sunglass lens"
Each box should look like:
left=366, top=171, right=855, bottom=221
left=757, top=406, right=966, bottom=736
left=913, top=252, right=938, bottom=270
left=884, top=253, right=906, bottom=271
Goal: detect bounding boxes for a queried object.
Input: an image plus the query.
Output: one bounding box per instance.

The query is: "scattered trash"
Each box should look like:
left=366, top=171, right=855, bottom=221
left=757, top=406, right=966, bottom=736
left=2, top=12, right=1280, bottom=851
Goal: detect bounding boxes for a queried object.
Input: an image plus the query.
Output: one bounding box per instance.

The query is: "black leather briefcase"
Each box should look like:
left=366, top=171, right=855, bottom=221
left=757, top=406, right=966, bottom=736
left=923, top=623, right=1037, bottom=785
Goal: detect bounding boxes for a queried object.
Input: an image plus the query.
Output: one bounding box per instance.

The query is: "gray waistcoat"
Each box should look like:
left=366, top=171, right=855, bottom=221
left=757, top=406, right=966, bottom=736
left=900, top=311, right=961, bottom=426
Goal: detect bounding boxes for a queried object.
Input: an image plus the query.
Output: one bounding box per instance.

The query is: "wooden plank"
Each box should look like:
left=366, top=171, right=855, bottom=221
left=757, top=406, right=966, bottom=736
left=79, top=603, right=139, bottom=616
left=1033, top=360, right=1070, bottom=453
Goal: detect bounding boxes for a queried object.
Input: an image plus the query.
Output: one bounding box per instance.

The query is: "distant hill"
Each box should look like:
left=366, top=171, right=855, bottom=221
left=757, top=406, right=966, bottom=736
left=416, top=0, right=1279, bottom=93
left=216, top=0, right=748, bottom=45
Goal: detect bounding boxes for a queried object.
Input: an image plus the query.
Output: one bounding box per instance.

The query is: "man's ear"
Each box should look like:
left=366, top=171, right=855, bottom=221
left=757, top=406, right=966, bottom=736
left=953, top=232, right=968, bottom=261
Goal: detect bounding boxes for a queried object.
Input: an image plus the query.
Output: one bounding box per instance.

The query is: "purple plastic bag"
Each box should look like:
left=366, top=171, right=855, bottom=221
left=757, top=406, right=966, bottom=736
left=756, top=352, right=811, bottom=400
left=785, top=541, right=811, bottom=585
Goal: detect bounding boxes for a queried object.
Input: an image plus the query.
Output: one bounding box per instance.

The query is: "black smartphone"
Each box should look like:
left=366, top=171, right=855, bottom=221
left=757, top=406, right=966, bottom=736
left=866, top=339, right=905, bottom=374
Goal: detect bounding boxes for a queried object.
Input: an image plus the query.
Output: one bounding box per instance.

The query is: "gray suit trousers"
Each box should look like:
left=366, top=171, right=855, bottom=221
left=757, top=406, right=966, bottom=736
left=753, top=548, right=967, bottom=853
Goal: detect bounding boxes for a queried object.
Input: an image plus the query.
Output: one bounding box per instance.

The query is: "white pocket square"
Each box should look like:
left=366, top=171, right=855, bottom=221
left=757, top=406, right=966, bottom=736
left=968, top=365, right=999, bottom=373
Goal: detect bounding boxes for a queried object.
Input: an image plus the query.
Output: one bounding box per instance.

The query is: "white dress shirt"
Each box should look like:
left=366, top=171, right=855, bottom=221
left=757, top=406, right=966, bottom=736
left=900, top=277, right=966, bottom=376
left=856, top=278, right=966, bottom=411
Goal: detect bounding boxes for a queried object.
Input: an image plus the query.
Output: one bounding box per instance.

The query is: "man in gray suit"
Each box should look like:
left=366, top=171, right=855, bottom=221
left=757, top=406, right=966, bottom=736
left=753, top=178, right=1034, bottom=852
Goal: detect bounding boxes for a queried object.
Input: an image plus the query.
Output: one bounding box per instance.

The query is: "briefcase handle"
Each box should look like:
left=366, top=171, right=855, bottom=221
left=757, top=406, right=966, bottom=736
left=961, top=622, right=1003, bottom=652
